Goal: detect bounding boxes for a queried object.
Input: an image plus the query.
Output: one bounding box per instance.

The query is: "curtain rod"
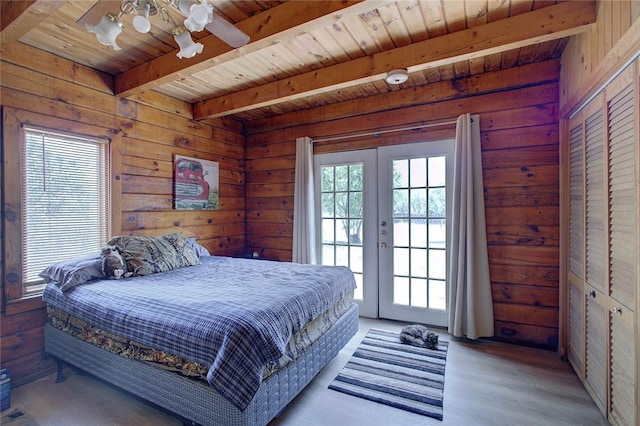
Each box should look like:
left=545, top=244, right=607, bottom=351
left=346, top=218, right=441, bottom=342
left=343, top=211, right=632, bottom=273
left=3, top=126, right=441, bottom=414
left=311, top=119, right=457, bottom=143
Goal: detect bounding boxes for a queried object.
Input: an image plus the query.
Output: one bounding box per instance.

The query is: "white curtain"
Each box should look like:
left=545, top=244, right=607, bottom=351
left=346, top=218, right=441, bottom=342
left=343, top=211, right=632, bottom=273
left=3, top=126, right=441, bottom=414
left=448, top=114, right=494, bottom=339
left=292, top=136, right=316, bottom=264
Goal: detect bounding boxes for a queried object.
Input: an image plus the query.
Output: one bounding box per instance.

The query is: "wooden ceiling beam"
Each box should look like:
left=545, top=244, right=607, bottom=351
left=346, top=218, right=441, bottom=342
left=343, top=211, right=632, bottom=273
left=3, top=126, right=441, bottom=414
left=244, top=60, right=562, bottom=136
left=0, top=0, right=66, bottom=51
left=194, top=1, right=596, bottom=120
left=115, top=1, right=394, bottom=98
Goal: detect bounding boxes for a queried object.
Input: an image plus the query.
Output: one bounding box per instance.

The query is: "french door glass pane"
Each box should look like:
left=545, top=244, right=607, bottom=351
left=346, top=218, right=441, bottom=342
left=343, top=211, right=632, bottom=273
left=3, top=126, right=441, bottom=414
left=350, top=246, right=363, bottom=273
left=394, top=277, right=410, bottom=305
left=321, top=193, right=334, bottom=216
left=429, top=219, right=446, bottom=248
left=322, top=219, right=335, bottom=242
left=394, top=247, right=410, bottom=275
left=411, top=248, right=427, bottom=277
left=410, top=220, right=427, bottom=247
left=428, top=157, right=446, bottom=186
left=394, top=219, right=409, bottom=246
left=336, top=245, right=348, bottom=266
left=429, top=279, right=447, bottom=310
left=410, top=188, right=427, bottom=217
left=349, top=164, right=363, bottom=190
left=429, top=249, right=446, bottom=278
left=392, top=156, right=447, bottom=310
left=412, top=278, right=428, bottom=307
left=320, top=163, right=365, bottom=300
left=429, top=188, right=446, bottom=216
left=410, top=158, right=427, bottom=187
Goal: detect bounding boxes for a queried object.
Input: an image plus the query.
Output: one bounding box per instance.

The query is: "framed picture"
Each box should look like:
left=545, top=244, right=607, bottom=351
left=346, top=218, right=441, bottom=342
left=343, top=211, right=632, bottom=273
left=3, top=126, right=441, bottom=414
left=173, top=155, right=219, bottom=210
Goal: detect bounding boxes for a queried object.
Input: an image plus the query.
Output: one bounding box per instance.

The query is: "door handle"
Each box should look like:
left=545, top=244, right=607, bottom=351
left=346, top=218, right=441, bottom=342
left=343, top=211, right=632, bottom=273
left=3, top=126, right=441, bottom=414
left=380, top=242, right=387, bottom=248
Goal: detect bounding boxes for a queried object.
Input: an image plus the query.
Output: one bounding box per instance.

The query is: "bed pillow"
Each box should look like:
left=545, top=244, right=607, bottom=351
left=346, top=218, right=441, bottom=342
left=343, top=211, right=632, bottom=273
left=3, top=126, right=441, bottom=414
left=108, top=234, right=200, bottom=277
left=39, top=253, right=105, bottom=292
left=186, top=237, right=210, bottom=258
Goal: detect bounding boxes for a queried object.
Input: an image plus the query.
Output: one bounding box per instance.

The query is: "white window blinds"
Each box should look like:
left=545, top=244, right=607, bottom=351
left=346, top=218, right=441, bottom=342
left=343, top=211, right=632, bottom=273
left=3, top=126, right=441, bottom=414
left=21, top=126, right=109, bottom=290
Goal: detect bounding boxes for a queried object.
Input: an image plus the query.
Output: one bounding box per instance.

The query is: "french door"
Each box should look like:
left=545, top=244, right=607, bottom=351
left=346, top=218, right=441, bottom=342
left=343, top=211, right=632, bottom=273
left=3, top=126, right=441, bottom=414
left=377, top=142, right=453, bottom=326
left=314, top=140, right=453, bottom=326
left=315, top=149, right=379, bottom=318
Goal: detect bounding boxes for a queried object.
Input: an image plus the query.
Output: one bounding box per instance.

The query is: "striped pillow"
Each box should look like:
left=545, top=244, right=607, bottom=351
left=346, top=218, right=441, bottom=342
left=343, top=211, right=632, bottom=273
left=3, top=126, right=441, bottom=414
left=107, top=234, right=200, bottom=277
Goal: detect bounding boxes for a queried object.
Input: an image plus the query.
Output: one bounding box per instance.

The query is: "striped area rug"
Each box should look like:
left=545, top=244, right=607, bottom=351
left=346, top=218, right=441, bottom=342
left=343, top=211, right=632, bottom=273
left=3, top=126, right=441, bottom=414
left=328, top=328, right=448, bottom=420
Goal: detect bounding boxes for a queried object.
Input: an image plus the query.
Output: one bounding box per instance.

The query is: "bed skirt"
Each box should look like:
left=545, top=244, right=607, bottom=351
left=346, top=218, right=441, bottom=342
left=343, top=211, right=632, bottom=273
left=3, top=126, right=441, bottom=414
left=44, top=302, right=359, bottom=426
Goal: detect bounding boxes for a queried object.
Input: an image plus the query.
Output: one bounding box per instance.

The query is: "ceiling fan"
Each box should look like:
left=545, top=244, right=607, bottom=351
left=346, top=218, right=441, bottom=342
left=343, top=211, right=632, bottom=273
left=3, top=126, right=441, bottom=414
left=77, top=0, right=250, bottom=59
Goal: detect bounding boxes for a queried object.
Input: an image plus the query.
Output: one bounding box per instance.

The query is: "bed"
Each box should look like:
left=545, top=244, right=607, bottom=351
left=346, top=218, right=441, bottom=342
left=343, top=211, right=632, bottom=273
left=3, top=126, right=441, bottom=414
left=41, top=235, right=359, bottom=426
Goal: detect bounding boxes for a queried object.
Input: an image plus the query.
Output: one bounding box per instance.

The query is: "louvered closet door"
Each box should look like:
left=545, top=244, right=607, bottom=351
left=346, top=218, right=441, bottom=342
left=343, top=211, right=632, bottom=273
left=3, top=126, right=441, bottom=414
left=583, top=100, right=607, bottom=414
left=567, top=117, right=585, bottom=377
left=606, top=69, right=637, bottom=426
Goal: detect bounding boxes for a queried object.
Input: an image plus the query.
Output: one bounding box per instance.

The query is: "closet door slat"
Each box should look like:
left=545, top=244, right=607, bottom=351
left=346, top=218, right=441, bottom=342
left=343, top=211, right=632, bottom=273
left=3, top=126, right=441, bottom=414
left=569, top=123, right=585, bottom=278
left=585, top=110, right=606, bottom=293
left=607, top=83, right=637, bottom=307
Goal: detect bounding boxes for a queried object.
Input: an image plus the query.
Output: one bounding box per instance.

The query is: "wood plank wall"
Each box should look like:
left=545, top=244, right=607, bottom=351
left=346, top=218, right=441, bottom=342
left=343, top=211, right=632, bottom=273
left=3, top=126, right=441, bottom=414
left=0, top=43, right=245, bottom=386
left=560, top=0, right=640, bottom=115
left=244, top=60, right=561, bottom=348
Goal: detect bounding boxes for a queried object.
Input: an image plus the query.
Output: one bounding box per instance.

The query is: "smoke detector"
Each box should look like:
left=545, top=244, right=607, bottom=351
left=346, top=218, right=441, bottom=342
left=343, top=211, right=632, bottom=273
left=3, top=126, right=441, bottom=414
left=385, top=69, right=409, bottom=85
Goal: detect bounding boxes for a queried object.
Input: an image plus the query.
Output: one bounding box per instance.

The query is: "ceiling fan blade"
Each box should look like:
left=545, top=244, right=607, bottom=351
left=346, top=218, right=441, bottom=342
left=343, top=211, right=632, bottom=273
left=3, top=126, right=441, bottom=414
left=204, top=14, right=249, bottom=48
left=76, top=0, right=122, bottom=27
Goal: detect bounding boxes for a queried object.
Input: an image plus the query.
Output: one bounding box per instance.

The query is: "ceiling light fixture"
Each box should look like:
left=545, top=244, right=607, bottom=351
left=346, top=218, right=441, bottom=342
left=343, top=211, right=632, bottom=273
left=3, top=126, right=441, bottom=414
left=385, top=68, right=409, bottom=85
left=85, top=0, right=248, bottom=59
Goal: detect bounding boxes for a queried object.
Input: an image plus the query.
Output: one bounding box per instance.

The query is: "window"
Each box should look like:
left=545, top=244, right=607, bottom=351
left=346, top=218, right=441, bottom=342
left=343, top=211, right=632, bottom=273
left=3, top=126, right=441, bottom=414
left=20, top=127, right=110, bottom=294
left=2, top=109, right=114, bottom=307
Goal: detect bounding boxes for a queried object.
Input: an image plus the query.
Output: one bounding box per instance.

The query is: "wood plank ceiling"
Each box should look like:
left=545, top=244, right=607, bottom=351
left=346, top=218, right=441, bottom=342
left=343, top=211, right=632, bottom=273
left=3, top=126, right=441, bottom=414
left=2, top=0, right=596, bottom=122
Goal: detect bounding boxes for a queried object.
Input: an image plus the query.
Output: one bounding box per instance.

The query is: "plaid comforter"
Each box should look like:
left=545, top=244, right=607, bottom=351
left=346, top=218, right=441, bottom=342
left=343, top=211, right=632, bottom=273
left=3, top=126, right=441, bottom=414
left=42, top=256, right=356, bottom=410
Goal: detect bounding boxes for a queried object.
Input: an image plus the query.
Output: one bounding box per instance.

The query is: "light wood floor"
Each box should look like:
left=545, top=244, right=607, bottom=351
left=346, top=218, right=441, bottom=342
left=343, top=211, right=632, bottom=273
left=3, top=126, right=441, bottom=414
left=6, top=318, right=607, bottom=426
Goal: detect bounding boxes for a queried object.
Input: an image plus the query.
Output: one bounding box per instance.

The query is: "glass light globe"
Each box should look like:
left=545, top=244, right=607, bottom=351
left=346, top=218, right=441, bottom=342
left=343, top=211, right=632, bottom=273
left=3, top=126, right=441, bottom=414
left=174, top=30, right=204, bottom=59
left=86, top=14, right=123, bottom=50
left=133, top=15, right=151, bottom=33
left=184, top=1, right=213, bottom=32
left=177, top=0, right=198, bottom=15
left=133, top=3, right=151, bottom=34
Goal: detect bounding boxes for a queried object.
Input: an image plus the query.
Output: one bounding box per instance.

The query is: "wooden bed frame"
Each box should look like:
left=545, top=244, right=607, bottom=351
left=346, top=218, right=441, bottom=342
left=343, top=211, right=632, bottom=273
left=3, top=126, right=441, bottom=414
left=44, top=303, right=359, bottom=426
